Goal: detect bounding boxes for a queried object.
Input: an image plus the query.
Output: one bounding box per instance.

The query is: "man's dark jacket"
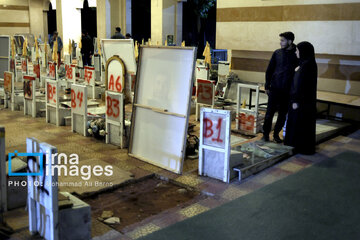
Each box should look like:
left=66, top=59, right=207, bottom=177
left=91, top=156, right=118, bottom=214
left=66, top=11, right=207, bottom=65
left=81, top=34, right=93, bottom=55
left=265, top=44, right=298, bottom=94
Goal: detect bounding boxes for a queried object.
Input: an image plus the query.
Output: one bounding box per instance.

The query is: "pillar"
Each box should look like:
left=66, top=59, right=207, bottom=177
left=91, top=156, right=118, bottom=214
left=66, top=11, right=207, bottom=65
left=59, top=0, right=82, bottom=55
left=151, top=0, right=184, bottom=45
left=109, top=0, right=128, bottom=37
left=97, top=0, right=111, bottom=40
left=28, top=0, right=46, bottom=40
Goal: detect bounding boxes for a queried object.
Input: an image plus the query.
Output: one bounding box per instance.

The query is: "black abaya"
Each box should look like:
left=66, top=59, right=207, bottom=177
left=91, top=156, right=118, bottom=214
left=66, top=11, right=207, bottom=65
left=285, top=42, right=318, bottom=154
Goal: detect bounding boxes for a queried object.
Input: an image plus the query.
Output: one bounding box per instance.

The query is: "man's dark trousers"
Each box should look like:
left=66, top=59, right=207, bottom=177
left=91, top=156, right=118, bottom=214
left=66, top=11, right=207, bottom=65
left=263, top=91, right=289, bottom=137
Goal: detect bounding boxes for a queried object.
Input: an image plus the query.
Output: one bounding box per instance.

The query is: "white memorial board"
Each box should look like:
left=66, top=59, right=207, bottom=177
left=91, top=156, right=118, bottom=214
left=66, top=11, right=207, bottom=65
left=129, top=46, right=196, bottom=174
left=102, top=39, right=137, bottom=73
left=199, top=108, right=231, bottom=183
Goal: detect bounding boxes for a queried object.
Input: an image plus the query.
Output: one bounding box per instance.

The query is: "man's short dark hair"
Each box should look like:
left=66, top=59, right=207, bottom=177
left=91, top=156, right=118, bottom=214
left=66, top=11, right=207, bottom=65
left=279, top=32, right=295, bottom=42
left=116, top=27, right=121, bottom=32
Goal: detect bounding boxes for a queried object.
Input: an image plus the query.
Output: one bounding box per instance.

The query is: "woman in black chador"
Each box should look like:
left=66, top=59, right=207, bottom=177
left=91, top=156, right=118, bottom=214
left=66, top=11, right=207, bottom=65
left=285, top=41, right=318, bottom=154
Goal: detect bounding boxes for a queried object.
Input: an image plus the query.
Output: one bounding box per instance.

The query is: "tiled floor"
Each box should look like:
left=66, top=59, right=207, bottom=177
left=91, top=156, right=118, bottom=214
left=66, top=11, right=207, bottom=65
left=1, top=107, right=359, bottom=240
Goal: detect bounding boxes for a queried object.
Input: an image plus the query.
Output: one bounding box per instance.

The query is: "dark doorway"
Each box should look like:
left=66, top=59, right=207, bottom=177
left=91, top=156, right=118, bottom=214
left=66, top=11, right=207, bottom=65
left=183, top=0, right=216, bottom=58
left=47, top=2, right=57, bottom=41
left=131, top=0, right=151, bottom=43
left=81, top=0, right=97, bottom=39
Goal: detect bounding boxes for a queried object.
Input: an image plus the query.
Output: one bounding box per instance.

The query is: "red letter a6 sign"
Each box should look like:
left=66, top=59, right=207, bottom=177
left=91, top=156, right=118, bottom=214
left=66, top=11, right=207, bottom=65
left=106, top=56, right=125, bottom=93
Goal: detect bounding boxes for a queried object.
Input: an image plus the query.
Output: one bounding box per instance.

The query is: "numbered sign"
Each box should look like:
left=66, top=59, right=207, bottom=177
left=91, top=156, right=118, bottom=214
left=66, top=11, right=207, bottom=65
left=237, top=111, right=256, bottom=132
left=84, top=66, right=95, bottom=86
left=33, top=63, right=40, bottom=79
left=10, top=59, right=15, bottom=73
left=48, top=62, right=56, bottom=79
left=236, top=83, right=261, bottom=135
left=21, top=58, right=27, bottom=74
left=24, top=75, right=35, bottom=100
left=105, top=91, right=124, bottom=147
left=65, top=64, right=76, bottom=81
left=197, top=79, right=215, bottom=105
left=4, top=71, right=12, bottom=94
left=106, top=56, right=125, bottom=93
left=47, top=80, right=57, bottom=106
left=71, top=85, right=86, bottom=115
left=199, top=108, right=231, bottom=183
left=106, top=91, right=122, bottom=122
left=202, top=110, right=228, bottom=148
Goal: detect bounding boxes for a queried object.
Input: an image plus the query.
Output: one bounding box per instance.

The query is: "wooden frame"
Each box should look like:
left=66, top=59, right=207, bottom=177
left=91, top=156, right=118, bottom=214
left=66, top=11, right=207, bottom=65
left=129, top=46, right=197, bottom=174
left=105, top=91, right=125, bottom=148
left=199, top=108, right=231, bottom=183
left=27, top=138, right=59, bottom=240
left=105, top=55, right=126, bottom=92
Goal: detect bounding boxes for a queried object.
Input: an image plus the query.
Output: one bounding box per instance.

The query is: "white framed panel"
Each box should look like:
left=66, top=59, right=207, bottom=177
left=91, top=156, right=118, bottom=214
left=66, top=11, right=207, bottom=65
left=27, top=138, right=59, bottom=240
left=135, top=47, right=195, bottom=115
left=101, top=39, right=137, bottom=74
left=131, top=107, right=188, bottom=173
left=199, top=108, right=231, bottom=183
left=0, top=36, right=10, bottom=80
left=0, top=127, right=6, bottom=215
left=129, top=46, right=197, bottom=174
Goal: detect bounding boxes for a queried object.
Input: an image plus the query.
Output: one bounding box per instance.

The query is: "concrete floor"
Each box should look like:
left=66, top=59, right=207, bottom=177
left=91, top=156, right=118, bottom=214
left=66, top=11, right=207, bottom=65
left=0, top=107, right=358, bottom=239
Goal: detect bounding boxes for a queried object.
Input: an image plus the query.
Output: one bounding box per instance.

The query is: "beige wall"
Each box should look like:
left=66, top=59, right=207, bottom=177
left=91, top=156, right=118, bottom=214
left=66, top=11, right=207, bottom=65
left=216, top=0, right=360, bottom=98
left=0, top=0, right=30, bottom=35
left=0, top=0, right=50, bottom=38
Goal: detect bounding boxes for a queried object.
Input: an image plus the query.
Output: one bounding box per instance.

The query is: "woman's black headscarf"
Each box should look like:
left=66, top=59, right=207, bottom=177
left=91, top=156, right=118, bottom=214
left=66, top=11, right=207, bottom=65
left=297, top=41, right=315, bottom=64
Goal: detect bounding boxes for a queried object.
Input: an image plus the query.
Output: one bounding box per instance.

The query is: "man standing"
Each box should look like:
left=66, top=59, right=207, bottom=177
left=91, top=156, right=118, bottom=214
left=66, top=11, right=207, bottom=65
left=111, top=27, right=125, bottom=39
left=49, top=31, right=63, bottom=68
left=81, top=31, right=93, bottom=66
left=262, top=32, right=298, bottom=143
